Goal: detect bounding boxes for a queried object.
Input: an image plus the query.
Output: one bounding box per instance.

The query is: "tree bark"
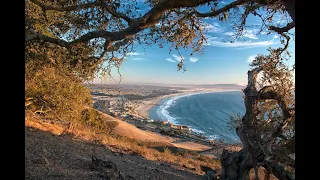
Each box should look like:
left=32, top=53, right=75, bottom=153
left=281, top=0, right=295, bottom=22
left=220, top=68, right=294, bottom=180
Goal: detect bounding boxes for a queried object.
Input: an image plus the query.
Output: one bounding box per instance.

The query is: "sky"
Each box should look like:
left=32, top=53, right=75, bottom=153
left=92, top=0, right=295, bottom=85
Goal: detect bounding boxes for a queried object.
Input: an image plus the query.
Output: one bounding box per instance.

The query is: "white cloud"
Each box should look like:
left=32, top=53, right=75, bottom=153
left=127, top=52, right=141, bottom=56
left=247, top=55, right=256, bottom=63
left=166, top=54, right=185, bottom=63
left=243, top=33, right=258, bottom=39
left=189, top=57, right=199, bottom=63
left=166, top=58, right=176, bottom=62
left=276, top=19, right=288, bottom=25
left=204, top=34, right=218, bottom=40
left=244, top=29, right=259, bottom=39
left=202, top=22, right=223, bottom=33
left=204, top=38, right=274, bottom=48
left=203, top=35, right=218, bottom=45
left=132, top=57, right=147, bottom=61
left=273, top=35, right=279, bottom=39
left=236, top=82, right=247, bottom=86
left=224, top=32, right=234, bottom=36
left=221, top=1, right=226, bottom=4
left=212, top=22, right=221, bottom=27
left=225, top=29, right=259, bottom=39
left=172, top=54, right=184, bottom=62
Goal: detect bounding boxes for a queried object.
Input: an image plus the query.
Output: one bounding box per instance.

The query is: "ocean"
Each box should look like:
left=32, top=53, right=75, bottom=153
left=149, top=91, right=245, bottom=144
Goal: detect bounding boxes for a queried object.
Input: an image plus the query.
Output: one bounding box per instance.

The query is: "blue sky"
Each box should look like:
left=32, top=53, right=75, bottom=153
left=92, top=0, right=295, bottom=85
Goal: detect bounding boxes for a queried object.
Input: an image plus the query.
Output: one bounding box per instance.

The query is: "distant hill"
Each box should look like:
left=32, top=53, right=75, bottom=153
left=195, top=84, right=245, bottom=88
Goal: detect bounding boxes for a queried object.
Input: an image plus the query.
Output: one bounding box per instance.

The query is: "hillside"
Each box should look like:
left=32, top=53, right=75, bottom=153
left=25, top=112, right=222, bottom=180
left=25, top=126, right=204, bottom=180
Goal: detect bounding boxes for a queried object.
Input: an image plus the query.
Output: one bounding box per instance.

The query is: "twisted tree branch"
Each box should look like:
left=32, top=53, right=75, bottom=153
left=269, top=22, right=295, bottom=34
left=26, top=0, right=235, bottom=47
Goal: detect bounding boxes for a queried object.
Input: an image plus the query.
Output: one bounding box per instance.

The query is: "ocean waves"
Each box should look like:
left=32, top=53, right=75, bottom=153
left=155, top=91, right=226, bottom=123
left=155, top=93, right=201, bottom=124
left=150, top=91, right=244, bottom=144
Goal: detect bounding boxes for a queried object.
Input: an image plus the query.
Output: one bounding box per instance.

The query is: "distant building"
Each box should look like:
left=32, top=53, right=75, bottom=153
left=146, top=119, right=154, bottom=123
left=180, top=125, right=190, bottom=131
left=162, top=120, right=169, bottom=125
left=169, top=124, right=179, bottom=129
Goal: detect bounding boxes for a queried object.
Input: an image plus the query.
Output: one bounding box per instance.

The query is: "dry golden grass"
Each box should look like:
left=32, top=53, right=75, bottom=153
left=25, top=111, right=65, bottom=135
left=26, top=112, right=279, bottom=178
left=25, top=112, right=221, bottom=175
left=249, top=167, right=279, bottom=180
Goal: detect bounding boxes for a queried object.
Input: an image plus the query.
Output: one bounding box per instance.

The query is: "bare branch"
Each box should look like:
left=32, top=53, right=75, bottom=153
left=257, top=89, right=293, bottom=140
left=25, top=33, right=70, bottom=47
left=194, top=0, right=251, bottom=18
left=268, top=22, right=295, bottom=34
left=106, top=38, right=132, bottom=51
left=277, top=33, right=290, bottom=55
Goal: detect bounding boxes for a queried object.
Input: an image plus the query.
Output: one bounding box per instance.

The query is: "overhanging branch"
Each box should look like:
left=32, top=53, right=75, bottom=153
left=269, top=22, right=295, bottom=34
left=194, top=0, right=251, bottom=18
left=29, top=0, right=133, bottom=24
left=26, top=0, right=214, bottom=47
left=30, top=0, right=97, bottom=12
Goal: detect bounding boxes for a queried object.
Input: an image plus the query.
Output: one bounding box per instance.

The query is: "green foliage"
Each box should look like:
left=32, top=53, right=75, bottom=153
left=25, top=65, right=92, bottom=122
left=227, top=113, right=243, bottom=132
left=249, top=48, right=295, bottom=138
left=25, top=42, right=100, bottom=82
left=24, top=1, right=295, bottom=178
left=81, top=108, right=119, bottom=133
left=25, top=64, right=119, bottom=133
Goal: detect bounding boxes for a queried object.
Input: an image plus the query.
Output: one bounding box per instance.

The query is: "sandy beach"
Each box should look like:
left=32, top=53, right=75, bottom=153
left=134, top=92, right=184, bottom=118
left=135, top=88, right=240, bottom=119
left=99, top=87, right=243, bottom=153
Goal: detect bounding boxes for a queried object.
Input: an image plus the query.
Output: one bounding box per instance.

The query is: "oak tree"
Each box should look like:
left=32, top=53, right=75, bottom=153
left=25, top=0, right=295, bottom=179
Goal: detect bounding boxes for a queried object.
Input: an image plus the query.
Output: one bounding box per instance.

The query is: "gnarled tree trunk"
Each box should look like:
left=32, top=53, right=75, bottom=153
left=219, top=68, right=294, bottom=180
left=281, top=0, right=295, bottom=22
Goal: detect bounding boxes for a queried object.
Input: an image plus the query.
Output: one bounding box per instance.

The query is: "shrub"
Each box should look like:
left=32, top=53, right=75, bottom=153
left=25, top=65, right=92, bottom=123
left=81, top=108, right=119, bottom=133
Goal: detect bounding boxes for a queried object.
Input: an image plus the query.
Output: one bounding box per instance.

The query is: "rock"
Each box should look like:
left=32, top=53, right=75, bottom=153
left=201, top=165, right=219, bottom=180
left=126, top=175, right=136, bottom=180
left=200, top=165, right=213, bottom=173
left=91, top=156, right=135, bottom=180
left=203, top=170, right=220, bottom=180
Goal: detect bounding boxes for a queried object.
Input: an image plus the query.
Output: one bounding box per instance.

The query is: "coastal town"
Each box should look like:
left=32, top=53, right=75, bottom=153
left=87, top=83, right=244, bottom=152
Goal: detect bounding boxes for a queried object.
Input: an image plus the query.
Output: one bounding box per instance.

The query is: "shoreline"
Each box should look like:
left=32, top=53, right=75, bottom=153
left=135, top=88, right=242, bottom=119
left=134, top=92, right=185, bottom=119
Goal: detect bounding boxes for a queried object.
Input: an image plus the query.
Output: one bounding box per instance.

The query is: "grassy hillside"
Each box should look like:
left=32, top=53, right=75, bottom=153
left=25, top=111, right=222, bottom=179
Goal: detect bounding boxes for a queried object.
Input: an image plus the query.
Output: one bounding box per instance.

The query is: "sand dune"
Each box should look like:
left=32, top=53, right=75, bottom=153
left=112, top=118, right=174, bottom=143
left=102, top=113, right=211, bottom=151
left=171, top=141, right=211, bottom=151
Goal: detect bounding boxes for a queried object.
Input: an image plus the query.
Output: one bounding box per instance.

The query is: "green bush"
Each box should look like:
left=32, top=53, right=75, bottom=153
left=25, top=65, right=92, bottom=123
left=81, top=108, right=119, bottom=133
left=26, top=64, right=119, bottom=133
